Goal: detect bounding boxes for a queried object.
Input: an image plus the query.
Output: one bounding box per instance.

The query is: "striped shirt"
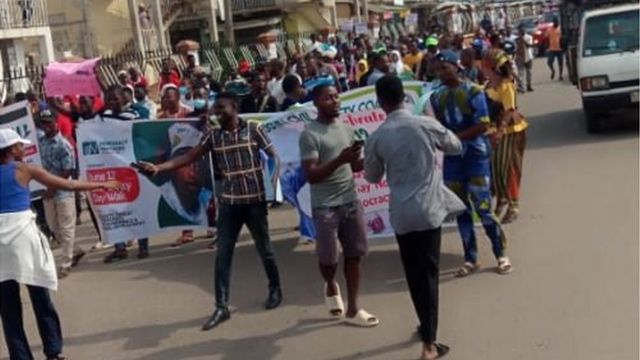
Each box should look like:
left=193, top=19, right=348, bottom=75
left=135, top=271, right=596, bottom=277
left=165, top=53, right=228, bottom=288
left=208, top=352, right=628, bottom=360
left=201, top=118, right=272, bottom=204
left=100, top=107, right=141, bottom=121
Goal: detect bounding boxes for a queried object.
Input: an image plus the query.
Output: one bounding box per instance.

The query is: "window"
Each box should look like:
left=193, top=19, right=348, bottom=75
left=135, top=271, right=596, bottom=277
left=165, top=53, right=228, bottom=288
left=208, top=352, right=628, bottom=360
left=583, top=10, right=639, bottom=57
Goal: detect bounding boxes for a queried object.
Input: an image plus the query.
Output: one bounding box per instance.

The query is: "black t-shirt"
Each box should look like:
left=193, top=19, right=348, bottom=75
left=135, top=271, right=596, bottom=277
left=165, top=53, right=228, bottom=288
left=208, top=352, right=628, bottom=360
left=239, top=93, right=278, bottom=113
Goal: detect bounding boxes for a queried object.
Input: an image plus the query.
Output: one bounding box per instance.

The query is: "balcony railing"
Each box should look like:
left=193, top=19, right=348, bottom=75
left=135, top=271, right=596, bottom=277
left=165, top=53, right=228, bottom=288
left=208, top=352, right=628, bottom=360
left=232, top=0, right=278, bottom=12
left=0, top=0, right=48, bottom=30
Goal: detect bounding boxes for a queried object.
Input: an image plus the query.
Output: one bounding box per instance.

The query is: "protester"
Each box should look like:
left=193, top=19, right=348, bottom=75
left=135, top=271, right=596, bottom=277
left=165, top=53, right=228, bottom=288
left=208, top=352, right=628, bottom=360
left=281, top=74, right=312, bottom=111
left=117, top=70, right=130, bottom=87
left=546, top=18, right=564, bottom=81
left=36, top=108, right=85, bottom=279
left=403, top=42, right=423, bottom=73
left=159, top=85, right=192, bottom=119
left=159, top=58, right=181, bottom=89
left=430, top=51, right=512, bottom=277
left=128, top=66, right=148, bottom=89
left=137, top=92, right=283, bottom=331
left=240, top=71, right=279, bottom=113
left=123, top=85, right=150, bottom=119
left=484, top=50, right=528, bottom=223
left=100, top=86, right=150, bottom=262
left=366, top=52, right=390, bottom=86
left=460, top=48, right=486, bottom=84
left=134, top=84, right=157, bottom=119
left=267, top=59, right=287, bottom=106
left=299, top=84, right=379, bottom=327
left=389, top=50, right=414, bottom=80
left=515, top=25, right=535, bottom=92
left=364, top=75, right=461, bottom=360
left=0, top=128, right=117, bottom=360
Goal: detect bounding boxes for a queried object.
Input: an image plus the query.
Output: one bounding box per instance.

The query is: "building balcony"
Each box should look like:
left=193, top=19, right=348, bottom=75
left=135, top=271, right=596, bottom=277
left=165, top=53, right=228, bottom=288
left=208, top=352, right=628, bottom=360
left=0, top=0, right=48, bottom=30
left=232, top=0, right=279, bottom=13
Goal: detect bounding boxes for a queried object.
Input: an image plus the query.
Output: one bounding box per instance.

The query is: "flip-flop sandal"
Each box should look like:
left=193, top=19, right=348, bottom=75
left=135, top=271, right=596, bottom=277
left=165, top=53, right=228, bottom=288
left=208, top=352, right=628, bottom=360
left=324, top=284, right=344, bottom=317
left=344, top=309, right=379, bottom=327
left=497, top=257, right=513, bottom=275
left=455, top=262, right=480, bottom=278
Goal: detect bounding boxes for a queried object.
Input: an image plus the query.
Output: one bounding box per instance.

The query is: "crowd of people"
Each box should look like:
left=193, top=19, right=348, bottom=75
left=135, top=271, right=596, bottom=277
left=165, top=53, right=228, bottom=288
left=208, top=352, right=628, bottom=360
left=0, top=18, right=539, bottom=359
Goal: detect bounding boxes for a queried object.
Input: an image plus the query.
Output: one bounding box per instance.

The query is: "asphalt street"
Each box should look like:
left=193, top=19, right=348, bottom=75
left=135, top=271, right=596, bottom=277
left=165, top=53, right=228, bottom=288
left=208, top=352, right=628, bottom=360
left=1, top=59, right=638, bottom=360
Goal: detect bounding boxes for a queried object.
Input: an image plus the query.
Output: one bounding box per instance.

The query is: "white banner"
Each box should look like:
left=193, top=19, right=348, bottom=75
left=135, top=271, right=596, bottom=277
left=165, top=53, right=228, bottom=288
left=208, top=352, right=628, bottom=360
left=77, top=119, right=215, bottom=244
left=0, top=100, right=44, bottom=195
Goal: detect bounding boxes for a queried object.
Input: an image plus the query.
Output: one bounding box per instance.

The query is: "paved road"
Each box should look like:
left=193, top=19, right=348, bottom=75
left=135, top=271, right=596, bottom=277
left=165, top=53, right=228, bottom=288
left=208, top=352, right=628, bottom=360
left=2, top=59, right=638, bottom=360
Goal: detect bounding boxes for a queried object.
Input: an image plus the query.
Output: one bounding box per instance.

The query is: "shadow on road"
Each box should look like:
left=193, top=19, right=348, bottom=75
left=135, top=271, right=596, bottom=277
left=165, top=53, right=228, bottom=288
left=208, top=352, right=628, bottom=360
left=527, top=108, right=638, bottom=150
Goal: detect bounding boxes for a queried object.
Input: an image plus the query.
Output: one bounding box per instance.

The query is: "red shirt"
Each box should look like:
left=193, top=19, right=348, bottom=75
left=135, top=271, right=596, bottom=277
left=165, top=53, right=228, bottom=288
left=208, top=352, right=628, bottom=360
left=56, top=114, right=75, bottom=149
left=129, top=75, right=149, bottom=89
left=159, top=71, right=181, bottom=90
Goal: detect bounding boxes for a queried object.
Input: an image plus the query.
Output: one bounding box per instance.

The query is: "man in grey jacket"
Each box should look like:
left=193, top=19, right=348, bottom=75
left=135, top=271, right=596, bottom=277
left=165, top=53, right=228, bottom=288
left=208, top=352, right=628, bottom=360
left=364, top=75, right=463, bottom=360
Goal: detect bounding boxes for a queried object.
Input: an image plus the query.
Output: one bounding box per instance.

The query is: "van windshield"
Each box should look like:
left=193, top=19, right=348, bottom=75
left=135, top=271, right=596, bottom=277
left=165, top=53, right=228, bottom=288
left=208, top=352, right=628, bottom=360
left=583, top=10, right=639, bottom=57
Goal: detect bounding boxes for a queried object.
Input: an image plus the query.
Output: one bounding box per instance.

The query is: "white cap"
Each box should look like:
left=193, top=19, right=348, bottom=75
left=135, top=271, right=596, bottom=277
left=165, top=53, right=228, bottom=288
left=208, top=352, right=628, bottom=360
left=0, top=128, right=31, bottom=150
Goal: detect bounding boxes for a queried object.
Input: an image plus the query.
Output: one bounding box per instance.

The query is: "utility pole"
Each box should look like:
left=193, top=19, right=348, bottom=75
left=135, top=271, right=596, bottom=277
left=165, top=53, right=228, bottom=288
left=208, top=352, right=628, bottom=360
left=223, top=0, right=235, bottom=45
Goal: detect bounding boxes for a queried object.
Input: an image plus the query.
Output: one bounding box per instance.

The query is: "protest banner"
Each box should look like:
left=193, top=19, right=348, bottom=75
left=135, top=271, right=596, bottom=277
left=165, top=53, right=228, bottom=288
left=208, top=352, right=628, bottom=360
left=44, top=58, right=102, bottom=97
left=0, top=100, right=44, bottom=194
left=253, top=81, right=425, bottom=239
left=77, top=119, right=215, bottom=244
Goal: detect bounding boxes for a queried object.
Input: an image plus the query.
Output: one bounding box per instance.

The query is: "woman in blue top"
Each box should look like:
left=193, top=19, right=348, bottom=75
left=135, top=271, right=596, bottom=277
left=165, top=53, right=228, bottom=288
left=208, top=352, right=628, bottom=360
left=0, top=128, right=117, bottom=360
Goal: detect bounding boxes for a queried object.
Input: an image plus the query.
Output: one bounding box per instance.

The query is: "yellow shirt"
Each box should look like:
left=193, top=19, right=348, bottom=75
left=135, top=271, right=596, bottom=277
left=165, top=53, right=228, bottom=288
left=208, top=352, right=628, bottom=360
left=403, top=52, right=423, bottom=71
left=486, top=81, right=528, bottom=133
left=547, top=27, right=562, bottom=51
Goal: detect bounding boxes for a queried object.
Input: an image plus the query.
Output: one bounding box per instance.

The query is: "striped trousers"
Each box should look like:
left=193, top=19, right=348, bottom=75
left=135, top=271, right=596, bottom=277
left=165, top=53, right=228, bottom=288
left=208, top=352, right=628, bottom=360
left=491, top=131, right=527, bottom=205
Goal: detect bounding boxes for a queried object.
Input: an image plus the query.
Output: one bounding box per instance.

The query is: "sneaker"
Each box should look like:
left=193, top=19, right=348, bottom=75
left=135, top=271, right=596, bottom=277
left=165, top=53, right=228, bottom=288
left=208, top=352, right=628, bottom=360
left=298, top=236, right=314, bottom=245
left=104, top=249, right=128, bottom=263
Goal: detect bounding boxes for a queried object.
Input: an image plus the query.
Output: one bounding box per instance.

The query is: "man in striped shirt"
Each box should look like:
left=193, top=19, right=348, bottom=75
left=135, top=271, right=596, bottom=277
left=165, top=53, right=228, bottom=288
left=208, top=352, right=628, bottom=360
left=138, top=92, right=283, bottom=331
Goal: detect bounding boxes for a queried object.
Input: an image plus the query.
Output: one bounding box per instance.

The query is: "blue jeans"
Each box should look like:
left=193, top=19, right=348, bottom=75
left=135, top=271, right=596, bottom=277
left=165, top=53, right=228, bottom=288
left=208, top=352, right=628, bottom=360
left=215, top=202, right=281, bottom=309
left=0, top=280, right=63, bottom=360
left=114, top=238, right=149, bottom=252
left=547, top=50, right=564, bottom=70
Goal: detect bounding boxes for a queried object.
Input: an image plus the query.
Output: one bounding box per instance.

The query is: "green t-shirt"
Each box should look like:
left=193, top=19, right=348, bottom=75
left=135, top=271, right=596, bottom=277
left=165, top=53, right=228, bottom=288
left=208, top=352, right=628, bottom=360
left=299, top=120, right=359, bottom=208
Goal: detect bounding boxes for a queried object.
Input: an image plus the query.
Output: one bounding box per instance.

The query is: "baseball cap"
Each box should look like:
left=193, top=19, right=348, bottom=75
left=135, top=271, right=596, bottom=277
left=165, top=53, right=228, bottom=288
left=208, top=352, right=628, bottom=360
left=0, top=128, right=31, bottom=150
left=425, top=37, right=439, bottom=47
left=437, top=50, right=461, bottom=67
left=38, top=108, right=57, bottom=122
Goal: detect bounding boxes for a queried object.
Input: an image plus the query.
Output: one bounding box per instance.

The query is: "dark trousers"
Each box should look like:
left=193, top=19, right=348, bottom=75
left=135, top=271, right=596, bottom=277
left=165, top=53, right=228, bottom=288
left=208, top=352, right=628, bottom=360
left=0, top=281, right=63, bottom=360
left=396, top=227, right=441, bottom=343
left=31, top=198, right=53, bottom=240
left=215, top=202, right=281, bottom=309
left=115, top=238, right=149, bottom=252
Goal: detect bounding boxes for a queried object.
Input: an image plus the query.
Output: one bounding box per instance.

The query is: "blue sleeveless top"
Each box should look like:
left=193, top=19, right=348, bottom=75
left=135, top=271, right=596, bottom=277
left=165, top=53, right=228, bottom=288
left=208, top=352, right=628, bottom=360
left=0, top=162, right=31, bottom=213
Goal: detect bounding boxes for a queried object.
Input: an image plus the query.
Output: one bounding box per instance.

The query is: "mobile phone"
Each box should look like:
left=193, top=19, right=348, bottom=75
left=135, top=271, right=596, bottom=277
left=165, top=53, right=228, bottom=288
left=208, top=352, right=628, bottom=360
left=130, top=162, right=150, bottom=174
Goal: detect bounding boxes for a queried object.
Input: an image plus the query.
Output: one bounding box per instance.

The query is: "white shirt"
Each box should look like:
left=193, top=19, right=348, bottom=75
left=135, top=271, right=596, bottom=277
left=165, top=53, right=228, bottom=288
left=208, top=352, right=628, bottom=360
left=267, top=77, right=286, bottom=106
left=520, top=34, right=535, bottom=62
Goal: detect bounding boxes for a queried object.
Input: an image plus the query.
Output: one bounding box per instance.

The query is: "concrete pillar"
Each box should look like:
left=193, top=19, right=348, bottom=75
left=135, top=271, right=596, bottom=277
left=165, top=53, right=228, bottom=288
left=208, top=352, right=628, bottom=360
left=354, top=0, right=362, bottom=22
left=152, top=0, right=167, bottom=48
left=38, top=31, right=55, bottom=64
left=128, top=0, right=145, bottom=52
left=223, top=0, right=235, bottom=45
left=11, top=39, right=26, bottom=69
left=208, top=0, right=220, bottom=43
left=362, top=0, right=369, bottom=22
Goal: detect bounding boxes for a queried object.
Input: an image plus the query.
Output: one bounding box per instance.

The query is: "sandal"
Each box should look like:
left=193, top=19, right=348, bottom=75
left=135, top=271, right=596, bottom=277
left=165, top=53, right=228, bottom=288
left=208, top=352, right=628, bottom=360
left=324, top=283, right=344, bottom=317
left=344, top=309, right=379, bottom=327
left=497, top=257, right=513, bottom=275
left=501, top=206, right=519, bottom=224
left=455, top=262, right=480, bottom=278
left=433, top=343, right=450, bottom=359
left=170, top=233, right=195, bottom=247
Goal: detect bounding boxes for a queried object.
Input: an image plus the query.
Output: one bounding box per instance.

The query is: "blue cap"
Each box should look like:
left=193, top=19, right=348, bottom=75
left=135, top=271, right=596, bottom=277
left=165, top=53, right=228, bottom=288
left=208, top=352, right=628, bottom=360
left=437, top=50, right=460, bottom=66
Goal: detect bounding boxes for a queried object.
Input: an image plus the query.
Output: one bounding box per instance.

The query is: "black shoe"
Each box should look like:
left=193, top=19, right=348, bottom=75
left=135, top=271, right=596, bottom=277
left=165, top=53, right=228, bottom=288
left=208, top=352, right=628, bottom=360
left=201, top=308, right=230, bottom=331
left=265, top=288, right=282, bottom=310
left=71, top=250, right=86, bottom=267
left=47, top=355, right=67, bottom=360
left=103, top=249, right=128, bottom=264
left=527, top=86, right=534, bottom=92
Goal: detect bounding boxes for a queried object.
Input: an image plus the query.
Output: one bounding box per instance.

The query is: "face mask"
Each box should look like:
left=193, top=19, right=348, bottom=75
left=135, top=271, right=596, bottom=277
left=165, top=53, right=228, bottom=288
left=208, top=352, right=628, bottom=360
left=179, top=86, right=189, bottom=96
left=193, top=99, right=207, bottom=110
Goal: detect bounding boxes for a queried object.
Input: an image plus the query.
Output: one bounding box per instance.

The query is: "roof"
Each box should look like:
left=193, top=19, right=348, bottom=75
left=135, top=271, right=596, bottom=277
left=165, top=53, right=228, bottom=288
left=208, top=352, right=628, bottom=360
left=583, top=2, right=639, bottom=18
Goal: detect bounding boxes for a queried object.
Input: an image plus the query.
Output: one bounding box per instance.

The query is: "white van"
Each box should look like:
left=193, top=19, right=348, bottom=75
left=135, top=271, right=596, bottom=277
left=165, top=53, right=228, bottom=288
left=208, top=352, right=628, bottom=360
left=577, top=3, right=639, bottom=132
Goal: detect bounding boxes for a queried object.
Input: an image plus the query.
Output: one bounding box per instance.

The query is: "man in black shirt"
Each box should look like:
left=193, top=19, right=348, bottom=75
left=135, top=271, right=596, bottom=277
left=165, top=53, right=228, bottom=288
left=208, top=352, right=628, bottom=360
left=239, top=72, right=279, bottom=113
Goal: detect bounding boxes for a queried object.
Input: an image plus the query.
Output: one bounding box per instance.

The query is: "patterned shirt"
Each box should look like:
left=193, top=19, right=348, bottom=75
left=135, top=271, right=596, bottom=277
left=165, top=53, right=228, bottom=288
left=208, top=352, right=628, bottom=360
left=430, top=81, right=491, bottom=161
left=201, top=118, right=272, bottom=205
left=39, top=132, right=75, bottom=200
